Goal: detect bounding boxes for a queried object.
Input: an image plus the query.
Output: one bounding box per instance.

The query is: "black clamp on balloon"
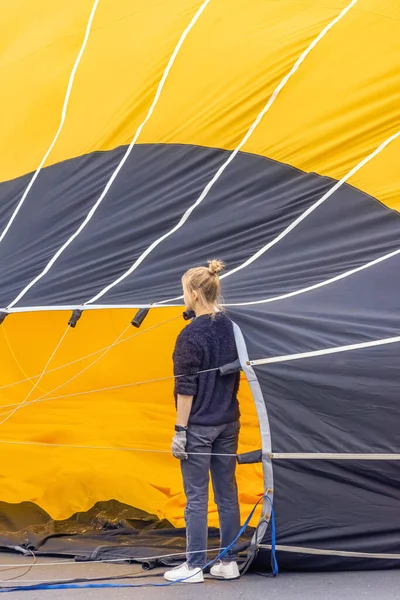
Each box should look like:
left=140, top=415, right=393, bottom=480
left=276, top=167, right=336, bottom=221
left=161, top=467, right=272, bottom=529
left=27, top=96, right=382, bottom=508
left=131, top=308, right=150, bottom=328
left=68, top=309, right=83, bottom=328
left=236, top=449, right=262, bottom=465
left=0, top=312, right=8, bottom=326
left=219, top=358, right=242, bottom=376
left=183, top=309, right=195, bottom=321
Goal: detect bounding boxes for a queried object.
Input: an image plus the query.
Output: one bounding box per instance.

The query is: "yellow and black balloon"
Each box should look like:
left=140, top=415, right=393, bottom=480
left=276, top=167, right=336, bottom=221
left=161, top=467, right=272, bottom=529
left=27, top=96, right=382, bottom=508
left=0, top=0, right=399, bottom=561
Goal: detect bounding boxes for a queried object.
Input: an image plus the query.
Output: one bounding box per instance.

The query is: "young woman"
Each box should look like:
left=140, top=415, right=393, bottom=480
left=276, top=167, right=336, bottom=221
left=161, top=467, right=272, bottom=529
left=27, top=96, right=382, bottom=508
left=164, top=260, right=241, bottom=584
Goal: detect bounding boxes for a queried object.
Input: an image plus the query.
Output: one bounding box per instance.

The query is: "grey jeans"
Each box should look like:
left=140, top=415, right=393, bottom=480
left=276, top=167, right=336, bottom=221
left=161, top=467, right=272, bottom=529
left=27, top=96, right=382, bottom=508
left=180, top=420, right=241, bottom=567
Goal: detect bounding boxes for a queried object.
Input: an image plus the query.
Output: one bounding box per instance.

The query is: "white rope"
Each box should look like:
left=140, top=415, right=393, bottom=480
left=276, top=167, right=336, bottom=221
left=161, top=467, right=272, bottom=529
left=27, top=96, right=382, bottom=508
left=0, top=0, right=100, bottom=246
left=0, top=547, right=225, bottom=571
left=271, top=453, right=400, bottom=460
left=158, top=126, right=400, bottom=307
left=0, top=315, right=180, bottom=394
left=2, top=438, right=397, bottom=461
left=0, top=379, right=173, bottom=414
left=0, top=438, right=397, bottom=461
left=0, top=366, right=222, bottom=416
left=4, top=228, right=400, bottom=315
left=85, top=0, right=358, bottom=306
left=0, top=315, right=182, bottom=418
left=219, top=133, right=400, bottom=283
left=4, top=333, right=399, bottom=417
left=2, top=222, right=400, bottom=316
left=0, top=375, right=173, bottom=416
left=0, top=304, right=172, bottom=313
left=21, top=323, right=131, bottom=410
left=6, top=0, right=211, bottom=311
left=0, top=315, right=181, bottom=424
left=0, top=375, right=159, bottom=414
left=224, top=246, right=400, bottom=307
left=0, top=378, right=172, bottom=415
left=250, top=334, right=400, bottom=366
left=0, top=328, right=69, bottom=427
left=0, top=303, right=184, bottom=313
left=0, top=439, right=237, bottom=457
left=0, top=576, right=139, bottom=585
left=8, top=230, right=397, bottom=316
left=0, top=330, right=123, bottom=394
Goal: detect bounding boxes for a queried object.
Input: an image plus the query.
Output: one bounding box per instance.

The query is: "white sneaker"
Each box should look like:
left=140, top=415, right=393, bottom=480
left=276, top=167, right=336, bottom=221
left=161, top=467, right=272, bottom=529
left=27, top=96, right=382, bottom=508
left=164, top=562, right=204, bottom=583
left=210, top=560, right=240, bottom=580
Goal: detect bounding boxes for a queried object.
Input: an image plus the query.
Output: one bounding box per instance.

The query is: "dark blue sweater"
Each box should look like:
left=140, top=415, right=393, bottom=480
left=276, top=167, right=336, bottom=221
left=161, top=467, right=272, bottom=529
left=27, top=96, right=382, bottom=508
left=173, top=312, right=240, bottom=426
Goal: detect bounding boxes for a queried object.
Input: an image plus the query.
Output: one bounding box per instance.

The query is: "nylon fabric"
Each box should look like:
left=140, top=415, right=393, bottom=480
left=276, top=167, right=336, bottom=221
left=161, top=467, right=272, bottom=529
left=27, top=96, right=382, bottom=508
left=0, top=1, right=399, bottom=208
left=1, top=0, right=400, bottom=572
left=269, top=460, right=400, bottom=565
left=0, top=308, right=262, bottom=526
left=1, top=145, right=399, bottom=309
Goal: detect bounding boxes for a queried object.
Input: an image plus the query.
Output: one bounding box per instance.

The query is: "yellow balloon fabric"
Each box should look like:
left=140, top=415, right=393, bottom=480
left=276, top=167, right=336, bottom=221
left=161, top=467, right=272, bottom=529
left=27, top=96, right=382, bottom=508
left=0, top=1, right=399, bottom=208
left=0, top=309, right=263, bottom=525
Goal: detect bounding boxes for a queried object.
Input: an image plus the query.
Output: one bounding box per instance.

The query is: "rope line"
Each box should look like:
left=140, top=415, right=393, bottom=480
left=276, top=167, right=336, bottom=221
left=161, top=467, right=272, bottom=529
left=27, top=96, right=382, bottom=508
left=0, top=570, right=143, bottom=585
left=0, top=568, right=143, bottom=585
left=0, top=547, right=227, bottom=571
left=0, top=315, right=181, bottom=394
left=0, top=328, right=69, bottom=427
left=0, top=317, right=203, bottom=425
left=0, top=327, right=46, bottom=395
left=0, top=439, right=238, bottom=456
left=0, top=551, right=36, bottom=583
left=0, top=439, right=397, bottom=462
left=0, top=304, right=181, bottom=314
left=27, top=323, right=132, bottom=407
left=0, top=376, right=173, bottom=413
left=3, top=330, right=399, bottom=417
left=0, top=315, right=182, bottom=419
left=0, top=367, right=222, bottom=416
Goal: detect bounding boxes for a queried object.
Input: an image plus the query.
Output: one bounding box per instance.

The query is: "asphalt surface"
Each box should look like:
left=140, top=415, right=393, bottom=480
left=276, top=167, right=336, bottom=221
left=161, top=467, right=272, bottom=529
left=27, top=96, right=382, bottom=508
left=0, top=554, right=398, bottom=600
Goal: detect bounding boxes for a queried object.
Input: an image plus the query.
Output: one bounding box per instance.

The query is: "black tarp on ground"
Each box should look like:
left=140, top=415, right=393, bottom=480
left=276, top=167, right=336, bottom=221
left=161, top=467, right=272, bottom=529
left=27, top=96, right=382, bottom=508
left=0, top=499, right=252, bottom=569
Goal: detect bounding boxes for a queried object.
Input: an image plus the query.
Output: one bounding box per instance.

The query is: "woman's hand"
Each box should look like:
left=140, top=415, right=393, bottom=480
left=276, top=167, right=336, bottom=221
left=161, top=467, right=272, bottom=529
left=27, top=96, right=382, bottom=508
left=171, top=394, right=193, bottom=459
left=172, top=430, right=188, bottom=460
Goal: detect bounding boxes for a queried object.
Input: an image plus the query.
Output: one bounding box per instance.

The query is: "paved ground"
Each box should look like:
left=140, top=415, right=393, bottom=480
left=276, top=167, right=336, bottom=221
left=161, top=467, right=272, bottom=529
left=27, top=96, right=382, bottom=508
left=0, top=554, right=398, bottom=599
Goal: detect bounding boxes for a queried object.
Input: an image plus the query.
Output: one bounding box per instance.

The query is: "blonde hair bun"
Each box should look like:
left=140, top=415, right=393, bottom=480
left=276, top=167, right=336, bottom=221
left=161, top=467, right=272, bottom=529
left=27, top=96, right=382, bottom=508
left=208, top=259, right=225, bottom=275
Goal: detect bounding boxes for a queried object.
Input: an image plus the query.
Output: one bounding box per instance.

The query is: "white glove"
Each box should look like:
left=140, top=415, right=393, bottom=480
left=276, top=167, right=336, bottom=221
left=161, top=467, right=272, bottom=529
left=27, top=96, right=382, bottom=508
left=172, top=430, right=188, bottom=460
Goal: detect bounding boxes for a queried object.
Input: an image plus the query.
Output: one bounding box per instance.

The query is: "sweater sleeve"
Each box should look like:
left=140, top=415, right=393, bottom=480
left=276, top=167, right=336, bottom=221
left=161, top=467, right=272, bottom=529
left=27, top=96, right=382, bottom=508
left=173, top=328, right=203, bottom=396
